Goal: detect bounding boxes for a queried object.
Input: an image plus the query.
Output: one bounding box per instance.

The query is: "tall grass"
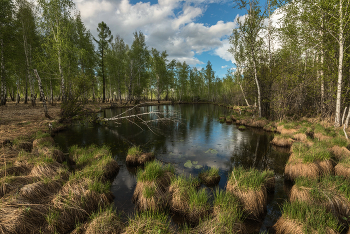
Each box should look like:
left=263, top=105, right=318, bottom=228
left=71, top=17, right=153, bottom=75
left=128, top=146, right=142, bottom=156
left=229, top=166, right=273, bottom=191
left=281, top=201, right=343, bottom=233
left=69, top=144, right=111, bottom=167
left=137, top=161, right=174, bottom=182
left=188, top=187, right=209, bottom=211
left=125, top=211, right=173, bottom=233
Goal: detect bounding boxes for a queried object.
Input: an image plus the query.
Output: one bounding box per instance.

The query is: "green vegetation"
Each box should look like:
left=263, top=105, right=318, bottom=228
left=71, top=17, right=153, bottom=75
left=199, top=167, right=220, bottom=185
left=188, top=187, right=210, bottom=211
left=137, top=161, right=174, bottom=182
left=128, top=146, right=142, bottom=156
left=238, top=125, right=246, bottom=130
left=281, top=201, right=343, bottom=233
left=125, top=212, right=173, bottom=234
left=69, top=144, right=111, bottom=167
left=228, top=167, right=274, bottom=191
left=34, top=131, right=50, bottom=140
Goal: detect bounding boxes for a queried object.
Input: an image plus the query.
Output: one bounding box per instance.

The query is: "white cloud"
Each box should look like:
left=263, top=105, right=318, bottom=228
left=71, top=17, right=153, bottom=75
left=221, top=65, right=227, bottom=69
left=214, top=39, right=234, bottom=62
left=73, top=0, right=237, bottom=66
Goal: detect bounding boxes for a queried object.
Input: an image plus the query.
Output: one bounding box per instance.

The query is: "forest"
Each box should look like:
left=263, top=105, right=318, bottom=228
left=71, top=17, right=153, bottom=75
left=1, top=0, right=350, bottom=125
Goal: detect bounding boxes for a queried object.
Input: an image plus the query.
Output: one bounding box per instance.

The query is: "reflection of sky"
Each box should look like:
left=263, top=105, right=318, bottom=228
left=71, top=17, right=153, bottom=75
left=54, top=104, right=290, bottom=230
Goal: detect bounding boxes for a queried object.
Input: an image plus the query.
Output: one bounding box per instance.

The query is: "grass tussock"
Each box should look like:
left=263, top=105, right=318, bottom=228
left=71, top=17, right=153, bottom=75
left=126, top=146, right=155, bottom=166
left=226, top=116, right=232, bottom=123
left=133, top=161, right=174, bottom=212
left=0, top=201, right=48, bottom=234
left=169, top=175, right=199, bottom=214
left=330, top=145, right=350, bottom=161
left=123, top=211, right=174, bottom=234
left=193, top=190, right=246, bottom=234
left=226, top=167, right=273, bottom=218
left=0, top=175, right=39, bottom=198
left=270, top=135, right=294, bottom=147
left=291, top=176, right=350, bottom=223
left=187, top=187, right=210, bottom=224
left=199, top=167, right=220, bottom=186
left=285, top=154, right=320, bottom=181
left=238, top=125, right=246, bottom=130
left=335, top=158, right=350, bottom=178
left=73, top=205, right=124, bottom=234
left=29, top=160, right=69, bottom=180
left=292, top=133, right=307, bottom=142
left=69, top=144, right=111, bottom=168
left=32, top=136, right=55, bottom=149
left=273, top=201, right=343, bottom=234
left=19, top=178, right=64, bottom=203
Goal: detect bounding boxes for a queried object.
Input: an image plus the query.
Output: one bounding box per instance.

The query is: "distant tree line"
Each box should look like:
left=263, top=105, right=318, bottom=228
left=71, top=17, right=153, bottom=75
left=0, top=0, right=227, bottom=109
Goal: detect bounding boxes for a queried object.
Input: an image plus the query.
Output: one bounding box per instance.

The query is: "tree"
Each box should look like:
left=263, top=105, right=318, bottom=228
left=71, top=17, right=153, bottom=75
left=230, top=0, right=264, bottom=117
left=205, top=61, right=214, bottom=101
left=150, top=48, right=168, bottom=103
left=0, top=0, right=15, bottom=106
left=94, top=21, right=113, bottom=103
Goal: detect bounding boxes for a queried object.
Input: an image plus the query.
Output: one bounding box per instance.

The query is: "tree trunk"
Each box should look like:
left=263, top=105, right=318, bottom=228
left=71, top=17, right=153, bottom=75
left=34, top=69, right=50, bottom=118
left=0, top=38, right=6, bottom=106
left=335, top=0, right=344, bottom=127
left=58, top=47, right=65, bottom=102
left=128, top=60, right=133, bottom=103
left=252, top=53, right=261, bottom=117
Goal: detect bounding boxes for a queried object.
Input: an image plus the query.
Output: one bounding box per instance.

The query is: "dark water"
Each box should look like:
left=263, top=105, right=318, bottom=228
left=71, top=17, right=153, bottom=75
left=54, top=104, right=290, bottom=233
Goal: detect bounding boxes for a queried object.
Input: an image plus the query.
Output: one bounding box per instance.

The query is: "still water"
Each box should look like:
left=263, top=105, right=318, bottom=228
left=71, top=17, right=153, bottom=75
left=54, top=104, right=290, bottom=233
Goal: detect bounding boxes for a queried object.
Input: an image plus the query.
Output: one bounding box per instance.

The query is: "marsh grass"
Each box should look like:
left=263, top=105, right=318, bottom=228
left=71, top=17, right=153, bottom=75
left=124, top=211, right=174, bottom=234
left=228, top=167, right=273, bottom=191
left=127, top=146, right=142, bottom=156
left=275, top=201, right=343, bottom=234
left=69, top=144, right=111, bottom=168
left=238, top=125, right=246, bottom=130
left=35, top=131, right=50, bottom=140
left=137, top=161, right=175, bottom=182
left=199, top=167, right=220, bottom=186
left=187, top=187, right=210, bottom=223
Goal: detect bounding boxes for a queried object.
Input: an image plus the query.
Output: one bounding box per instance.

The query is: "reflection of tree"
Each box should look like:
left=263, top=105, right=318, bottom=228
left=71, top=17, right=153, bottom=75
left=228, top=133, right=289, bottom=176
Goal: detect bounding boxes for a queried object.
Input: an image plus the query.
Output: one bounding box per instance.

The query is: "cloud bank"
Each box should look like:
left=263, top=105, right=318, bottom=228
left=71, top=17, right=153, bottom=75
left=73, top=0, right=236, bottom=65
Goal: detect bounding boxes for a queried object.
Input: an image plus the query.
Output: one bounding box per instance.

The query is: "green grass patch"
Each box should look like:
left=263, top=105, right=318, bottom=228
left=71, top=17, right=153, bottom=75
left=331, top=136, right=349, bottom=147
left=128, top=146, right=142, bottom=156
left=188, top=187, right=210, bottom=211
left=171, top=174, right=199, bottom=191
left=143, top=185, right=156, bottom=198
left=281, top=201, right=343, bottom=233
left=238, top=125, right=246, bottom=130
left=302, top=142, right=333, bottom=163
left=34, top=131, right=50, bottom=140
left=69, top=144, right=111, bottom=167
left=126, top=211, right=173, bottom=234
left=228, top=167, right=274, bottom=191
left=200, top=167, right=219, bottom=178
left=137, top=161, right=174, bottom=182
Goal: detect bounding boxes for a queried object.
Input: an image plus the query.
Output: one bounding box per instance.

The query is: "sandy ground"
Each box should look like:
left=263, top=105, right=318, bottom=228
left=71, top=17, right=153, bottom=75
left=0, top=100, right=172, bottom=143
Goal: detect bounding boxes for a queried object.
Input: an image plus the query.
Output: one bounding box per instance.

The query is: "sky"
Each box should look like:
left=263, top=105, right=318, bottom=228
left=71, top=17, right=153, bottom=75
left=71, top=0, right=257, bottom=78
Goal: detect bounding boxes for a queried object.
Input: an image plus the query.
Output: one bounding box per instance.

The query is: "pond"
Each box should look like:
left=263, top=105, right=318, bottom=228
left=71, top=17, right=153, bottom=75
left=54, top=104, right=290, bottom=233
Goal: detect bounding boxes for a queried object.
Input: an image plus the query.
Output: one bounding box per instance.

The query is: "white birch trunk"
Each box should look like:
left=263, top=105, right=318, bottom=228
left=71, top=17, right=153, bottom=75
left=34, top=69, right=49, bottom=118
left=335, top=0, right=344, bottom=127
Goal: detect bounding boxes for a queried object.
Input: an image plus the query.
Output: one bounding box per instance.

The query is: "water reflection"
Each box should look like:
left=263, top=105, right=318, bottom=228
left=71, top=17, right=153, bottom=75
left=54, top=104, right=290, bottom=232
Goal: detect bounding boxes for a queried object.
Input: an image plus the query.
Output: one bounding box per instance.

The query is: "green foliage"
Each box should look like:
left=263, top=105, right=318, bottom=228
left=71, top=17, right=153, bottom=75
left=281, top=201, right=343, bottom=233
left=229, top=166, right=273, bottom=191
left=137, top=161, right=174, bottom=182
left=188, top=187, right=209, bottom=211
left=128, top=146, right=142, bottom=156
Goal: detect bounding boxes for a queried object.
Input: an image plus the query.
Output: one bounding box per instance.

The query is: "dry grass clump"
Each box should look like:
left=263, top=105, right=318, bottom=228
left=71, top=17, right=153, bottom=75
left=273, top=201, right=343, bottom=234
left=330, top=145, right=350, bottom=161
left=19, top=178, right=64, bottom=203
left=0, top=175, right=39, bottom=198
left=29, top=160, right=69, bottom=180
left=72, top=206, right=124, bottom=234
left=123, top=211, right=174, bottom=234
left=199, top=167, right=220, bottom=186
left=250, top=118, right=268, bottom=128
left=126, top=146, right=155, bottom=166
left=290, top=176, right=350, bottom=222
left=35, top=146, right=65, bottom=163
left=285, top=142, right=335, bottom=181
left=335, top=158, right=350, bottom=178
left=292, top=133, right=307, bottom=141
left=226, top=167, right=274, bottom=219
left=32, top=135, right=55, bottom=149
left=169, top=175, right=199, bottom=214
left=133, top=161, right=174, bottom=212
left=270, top=135, right=294, bottom=147
left=49, top=184, right=110, bottom=233
left=0, top=160, right=31, bottom=178
left=276, top=125, right=297, bottom=135
left=0, top=200, right=48, bottom=234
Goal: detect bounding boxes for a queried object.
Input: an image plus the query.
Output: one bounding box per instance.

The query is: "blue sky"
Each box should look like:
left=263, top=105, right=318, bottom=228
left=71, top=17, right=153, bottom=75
left=73, top=0, right=251, bottom=78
